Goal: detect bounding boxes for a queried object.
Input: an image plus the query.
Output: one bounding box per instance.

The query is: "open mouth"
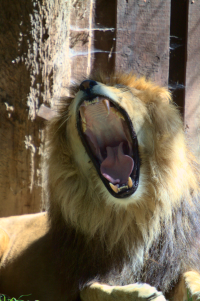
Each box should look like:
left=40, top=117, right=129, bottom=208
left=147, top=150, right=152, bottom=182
left=77, top=95, right=140, bottom=198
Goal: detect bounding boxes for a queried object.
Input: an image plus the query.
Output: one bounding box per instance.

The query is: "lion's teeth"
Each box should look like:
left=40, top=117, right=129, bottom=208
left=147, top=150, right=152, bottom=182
left=110, top=183, right=130, bottom=193
left=128, top=177, right=133, bottom=188
left=90, top=97, right=99, bottom=104
left=109, top=183, right=119, bottom=193
left=118, top=185, right=128, bottom=191
left=102, top=99, right=110, bottom=115
left=83, top=101, right=89, bottom=106
left=110, top=107, right=125, bottom=120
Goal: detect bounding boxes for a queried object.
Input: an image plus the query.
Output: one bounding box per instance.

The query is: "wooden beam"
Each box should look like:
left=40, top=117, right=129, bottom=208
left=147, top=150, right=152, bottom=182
left=115, top=0, right=171, bottom=86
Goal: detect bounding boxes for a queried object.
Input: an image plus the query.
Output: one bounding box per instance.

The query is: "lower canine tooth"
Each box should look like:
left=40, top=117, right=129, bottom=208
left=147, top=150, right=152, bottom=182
left=102, top=99, right=110, bottom=115
left=82, top=122, right=86, bottom=132
left=109, top=183, right=119, bottom=193
left=128, top=177, right=133, bottom=188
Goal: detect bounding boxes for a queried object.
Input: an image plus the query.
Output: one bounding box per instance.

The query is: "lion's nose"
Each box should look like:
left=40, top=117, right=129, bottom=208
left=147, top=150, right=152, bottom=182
left=79, top=80, right=97, bottom=94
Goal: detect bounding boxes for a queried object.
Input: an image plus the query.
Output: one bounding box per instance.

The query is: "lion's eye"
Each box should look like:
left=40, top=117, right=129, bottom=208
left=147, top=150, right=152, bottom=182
left=77, top=95, right=140, bottom=199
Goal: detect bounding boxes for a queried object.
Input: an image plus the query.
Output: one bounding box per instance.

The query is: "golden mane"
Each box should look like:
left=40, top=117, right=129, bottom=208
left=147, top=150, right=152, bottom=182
left=47, top=73, right=200, bottom=256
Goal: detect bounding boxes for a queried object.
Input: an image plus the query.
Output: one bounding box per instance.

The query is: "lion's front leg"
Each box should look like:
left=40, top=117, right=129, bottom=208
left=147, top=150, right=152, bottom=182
left=169, top=270, right=200, bottom=301
left=80, top=282, right=166, bottom=301
left=184, top=271, right=200, bottom=299
left=174, top=271, right=200, bottom=301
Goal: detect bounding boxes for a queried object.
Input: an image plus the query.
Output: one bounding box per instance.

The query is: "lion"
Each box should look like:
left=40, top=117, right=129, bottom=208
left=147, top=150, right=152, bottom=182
left=0, top=73, right=200, bottom=301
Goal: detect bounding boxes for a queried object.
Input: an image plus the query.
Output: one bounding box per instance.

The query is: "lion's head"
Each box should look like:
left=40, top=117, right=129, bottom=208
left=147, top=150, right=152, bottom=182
left=46, top=73, right=199, bottom=250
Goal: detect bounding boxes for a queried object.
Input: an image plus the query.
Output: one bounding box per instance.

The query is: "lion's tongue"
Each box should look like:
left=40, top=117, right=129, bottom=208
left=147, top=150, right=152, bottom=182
left=100, top=142, right=134, bottom=185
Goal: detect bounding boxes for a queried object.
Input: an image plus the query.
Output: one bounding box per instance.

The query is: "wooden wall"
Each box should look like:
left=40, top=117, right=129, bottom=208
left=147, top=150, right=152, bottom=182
left=0, top=0, right=200, bottom=217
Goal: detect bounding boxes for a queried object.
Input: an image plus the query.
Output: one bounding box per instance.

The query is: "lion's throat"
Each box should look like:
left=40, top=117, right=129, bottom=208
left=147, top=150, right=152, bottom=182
left=100, top=142, right=134, bottom=185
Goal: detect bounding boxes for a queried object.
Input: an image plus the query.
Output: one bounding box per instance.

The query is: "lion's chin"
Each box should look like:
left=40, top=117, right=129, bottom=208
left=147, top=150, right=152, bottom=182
left=76, top=82, right=140, bottom=199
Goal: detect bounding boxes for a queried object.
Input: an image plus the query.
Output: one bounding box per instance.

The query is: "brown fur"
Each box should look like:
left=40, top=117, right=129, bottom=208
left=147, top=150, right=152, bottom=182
left=1, top=73, right=200, bottom=301
left=0, top=229, right=9, bottom=259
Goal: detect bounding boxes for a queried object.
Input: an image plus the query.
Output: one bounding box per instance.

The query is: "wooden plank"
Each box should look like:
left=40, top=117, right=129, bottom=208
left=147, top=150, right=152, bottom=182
left=70, top=0, right=117, bottom=78
left=91, top=0, right=116, bottom=73
left=184, top=1, right=200, bottom=157
left=70, top=0, right=94, bottom=80
left=43, top=0, right=72, bottom=102
left=115, top=0, right=171, bottom=86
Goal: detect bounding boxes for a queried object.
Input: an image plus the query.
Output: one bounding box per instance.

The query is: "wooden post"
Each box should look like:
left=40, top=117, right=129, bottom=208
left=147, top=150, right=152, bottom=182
left=0, top=0, right=44, bottom=216
left=0, top=0, right=103, bottom=216
left=184, top=1, right=200, bottom=157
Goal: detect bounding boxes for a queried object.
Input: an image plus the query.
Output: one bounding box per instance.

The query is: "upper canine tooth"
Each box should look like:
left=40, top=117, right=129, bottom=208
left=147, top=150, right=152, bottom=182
left=80, top=106, right=87, bottom=132
left=102, top=99, right=110, bottom=115
left=128, top=177, right=133, bottom=188
left=109, top=183, right=119, bottom=193
left=82, top=122, right=86, bottom=132
left=80, top=106, right=86, bottom=122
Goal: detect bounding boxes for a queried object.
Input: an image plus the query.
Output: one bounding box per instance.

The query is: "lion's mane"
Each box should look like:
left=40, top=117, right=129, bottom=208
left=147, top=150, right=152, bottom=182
left=46, top=73, right=200, bottom=294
